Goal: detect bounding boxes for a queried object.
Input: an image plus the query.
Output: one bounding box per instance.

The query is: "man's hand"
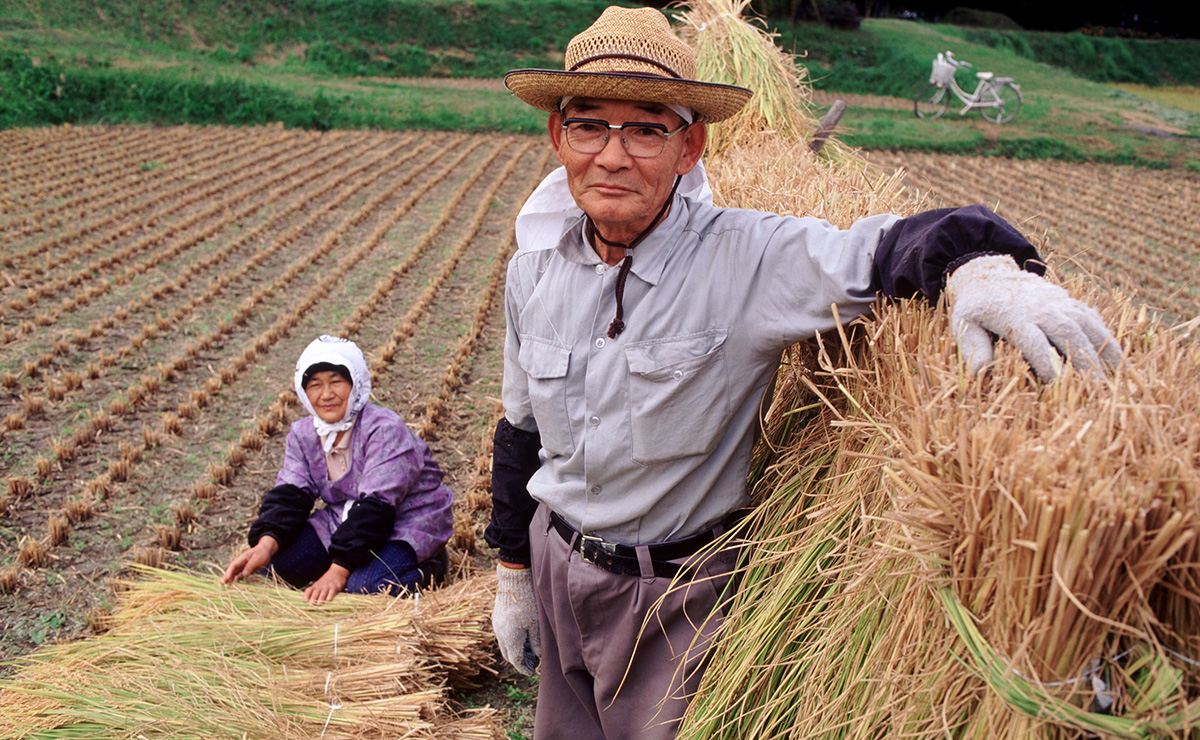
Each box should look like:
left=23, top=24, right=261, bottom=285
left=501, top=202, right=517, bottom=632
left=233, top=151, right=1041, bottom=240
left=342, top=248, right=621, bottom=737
left=304, top=564, right=350, bottom=606
left=492, top=563, right=541, bottom=675
left=222, top=536, right=279, bottom=585
left=947, top=255, right=1121, bottom=381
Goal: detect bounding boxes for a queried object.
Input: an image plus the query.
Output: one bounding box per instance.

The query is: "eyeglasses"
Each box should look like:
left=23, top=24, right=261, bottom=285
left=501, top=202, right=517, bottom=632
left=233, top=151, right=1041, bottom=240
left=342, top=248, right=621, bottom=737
left=561, top=118, right=689, bottom=158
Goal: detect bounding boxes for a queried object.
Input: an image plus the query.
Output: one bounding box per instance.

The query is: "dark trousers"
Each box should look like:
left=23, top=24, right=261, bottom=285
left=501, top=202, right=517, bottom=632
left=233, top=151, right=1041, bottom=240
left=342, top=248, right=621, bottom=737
left=529, top=504, right=738, bottom=740
left=269, top=523, right=421, bottom=594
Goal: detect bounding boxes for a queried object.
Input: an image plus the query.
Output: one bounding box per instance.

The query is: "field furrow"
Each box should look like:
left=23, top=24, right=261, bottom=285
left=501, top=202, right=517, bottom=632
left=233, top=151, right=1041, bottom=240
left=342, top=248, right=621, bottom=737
left=0, top=127, right=251, bottom=236
left=869, top=151, right=1200, bottom=323
left=0, top=133, right=434, bottom=426
left=1, top=128, right=329, bottom=273
left=1, top=128, right=561, bottom=651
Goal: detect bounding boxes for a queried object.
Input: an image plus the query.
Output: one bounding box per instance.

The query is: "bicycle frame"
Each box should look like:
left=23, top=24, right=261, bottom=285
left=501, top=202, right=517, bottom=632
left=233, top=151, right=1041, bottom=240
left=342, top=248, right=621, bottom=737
left=917, top=52, right=1022, bottom=124
left=937, top=72, right=1008, bottom=117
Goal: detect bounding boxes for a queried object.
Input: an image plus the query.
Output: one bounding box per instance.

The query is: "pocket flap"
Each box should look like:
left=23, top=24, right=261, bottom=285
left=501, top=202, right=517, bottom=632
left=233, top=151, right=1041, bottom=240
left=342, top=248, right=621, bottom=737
left=518, top=336, right=571, bottom=379
left=625, top=331, right=727, bottom=378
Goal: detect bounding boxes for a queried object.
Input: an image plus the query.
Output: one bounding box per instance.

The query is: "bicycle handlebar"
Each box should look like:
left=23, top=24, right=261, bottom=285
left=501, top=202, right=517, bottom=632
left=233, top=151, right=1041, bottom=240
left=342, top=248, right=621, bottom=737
left=944, top=51, right=973, bottom=68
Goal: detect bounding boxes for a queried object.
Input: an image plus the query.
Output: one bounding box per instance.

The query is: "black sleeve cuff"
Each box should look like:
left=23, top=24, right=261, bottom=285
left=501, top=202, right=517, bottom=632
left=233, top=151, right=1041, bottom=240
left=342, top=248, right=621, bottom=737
left=872, top=204, right=1044, bottom=304
left=248, top=483, right=313, bottom=550
left=483, top=418, right=542, bottom=567
left=329, top=497, right=397, bottom=570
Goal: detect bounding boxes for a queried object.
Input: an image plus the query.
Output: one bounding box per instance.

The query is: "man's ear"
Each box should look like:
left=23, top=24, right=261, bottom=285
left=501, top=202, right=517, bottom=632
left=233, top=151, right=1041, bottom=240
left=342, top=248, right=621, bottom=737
left=675, top=122, right=707, bottom=176
left=548, top=112, right=565, bottom=165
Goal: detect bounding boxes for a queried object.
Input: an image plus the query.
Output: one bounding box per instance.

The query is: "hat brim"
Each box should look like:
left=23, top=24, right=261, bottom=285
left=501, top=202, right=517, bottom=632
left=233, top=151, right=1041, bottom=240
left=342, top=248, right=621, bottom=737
left=504, top=69, right=752, bottom=124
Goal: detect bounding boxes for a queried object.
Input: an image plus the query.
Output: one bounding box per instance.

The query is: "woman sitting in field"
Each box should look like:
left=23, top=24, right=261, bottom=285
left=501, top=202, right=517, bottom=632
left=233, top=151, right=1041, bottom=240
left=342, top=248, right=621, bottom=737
left=222, top=335, right=454, bottom=605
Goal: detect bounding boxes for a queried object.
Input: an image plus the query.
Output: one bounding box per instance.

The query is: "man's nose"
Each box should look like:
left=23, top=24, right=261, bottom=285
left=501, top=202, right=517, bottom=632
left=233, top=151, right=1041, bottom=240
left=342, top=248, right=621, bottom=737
left=594, top=129, right=632, bottom=167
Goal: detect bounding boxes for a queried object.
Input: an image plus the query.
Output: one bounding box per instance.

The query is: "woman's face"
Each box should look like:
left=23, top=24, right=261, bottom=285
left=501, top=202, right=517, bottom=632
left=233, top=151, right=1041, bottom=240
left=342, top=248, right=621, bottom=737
left=304, top=370, right=352, bottom=423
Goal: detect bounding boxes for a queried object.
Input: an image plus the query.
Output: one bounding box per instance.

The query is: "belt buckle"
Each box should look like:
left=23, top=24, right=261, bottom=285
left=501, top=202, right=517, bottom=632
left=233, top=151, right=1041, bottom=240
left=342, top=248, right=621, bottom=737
left=579, top=532, right=616, bottom=565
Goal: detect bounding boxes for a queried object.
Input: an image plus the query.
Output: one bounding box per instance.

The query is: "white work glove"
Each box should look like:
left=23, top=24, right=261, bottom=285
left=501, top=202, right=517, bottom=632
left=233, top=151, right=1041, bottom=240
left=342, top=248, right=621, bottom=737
left=492, top=564, right=541, bottom=675
left=946, top=255, right=1122, bottom=381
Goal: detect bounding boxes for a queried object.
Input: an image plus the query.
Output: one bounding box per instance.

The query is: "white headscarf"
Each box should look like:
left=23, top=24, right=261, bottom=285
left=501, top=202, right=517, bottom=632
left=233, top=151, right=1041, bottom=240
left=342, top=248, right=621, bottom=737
left=293, top=336, right=372, bottom=452
left=559, top=96, right=695, bottom=125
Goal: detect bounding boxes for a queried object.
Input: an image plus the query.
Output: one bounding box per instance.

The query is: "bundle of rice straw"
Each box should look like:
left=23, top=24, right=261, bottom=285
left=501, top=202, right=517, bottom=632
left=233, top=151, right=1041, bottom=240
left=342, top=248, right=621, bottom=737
left=0, top=565, right=503, bottom=739
left=678, top=0, right=899, bottom=218
left=667, top=2, right=1200, bottom=738
left=679, top=296, right=1200, bottom=740
left=677, top=0, right=822, bottom=159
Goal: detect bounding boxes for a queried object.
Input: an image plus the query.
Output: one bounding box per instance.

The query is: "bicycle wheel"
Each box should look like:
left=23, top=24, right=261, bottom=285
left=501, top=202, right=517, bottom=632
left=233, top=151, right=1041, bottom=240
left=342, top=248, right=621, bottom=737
left=914, top=83, right=950, bottom=120
left=978, top=82, right=1021, bottom=123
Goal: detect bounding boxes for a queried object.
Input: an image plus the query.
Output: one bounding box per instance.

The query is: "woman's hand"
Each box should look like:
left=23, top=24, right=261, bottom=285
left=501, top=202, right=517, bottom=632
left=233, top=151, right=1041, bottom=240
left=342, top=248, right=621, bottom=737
left=304, top=563, right=350, bottom=605
left=222, top=536, right=279, bottom=585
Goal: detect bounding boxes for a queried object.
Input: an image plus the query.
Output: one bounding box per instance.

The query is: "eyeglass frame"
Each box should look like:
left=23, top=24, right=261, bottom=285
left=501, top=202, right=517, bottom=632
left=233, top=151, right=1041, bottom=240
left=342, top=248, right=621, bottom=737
left=560, top=117, right=690, bottom=158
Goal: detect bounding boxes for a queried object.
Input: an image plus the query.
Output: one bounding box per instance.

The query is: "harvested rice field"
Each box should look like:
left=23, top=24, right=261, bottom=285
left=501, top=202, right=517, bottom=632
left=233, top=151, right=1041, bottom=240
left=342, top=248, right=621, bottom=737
left=1, top=122, right=1198, bottom=737
left=0, top=124, right=555, bottom=661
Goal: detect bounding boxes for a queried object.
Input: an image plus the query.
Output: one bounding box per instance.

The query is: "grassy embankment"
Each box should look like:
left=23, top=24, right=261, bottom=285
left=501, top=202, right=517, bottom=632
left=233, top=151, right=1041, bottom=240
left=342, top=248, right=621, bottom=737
left=0, top=0, right=617, bottom=132
left=1, top=0, right=1198, bottom=164
left=775, top=19, right=1200, bottom=168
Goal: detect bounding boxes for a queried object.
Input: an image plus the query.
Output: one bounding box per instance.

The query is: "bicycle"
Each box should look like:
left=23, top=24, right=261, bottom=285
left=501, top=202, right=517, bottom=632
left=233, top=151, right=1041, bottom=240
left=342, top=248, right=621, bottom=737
left=914, top=51, right=1023, bottom=124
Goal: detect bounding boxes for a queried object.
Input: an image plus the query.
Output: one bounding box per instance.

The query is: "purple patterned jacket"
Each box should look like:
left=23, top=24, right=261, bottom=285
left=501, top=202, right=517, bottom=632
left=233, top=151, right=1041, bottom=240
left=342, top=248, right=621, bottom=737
left=275, top=403, right=453, bottom=564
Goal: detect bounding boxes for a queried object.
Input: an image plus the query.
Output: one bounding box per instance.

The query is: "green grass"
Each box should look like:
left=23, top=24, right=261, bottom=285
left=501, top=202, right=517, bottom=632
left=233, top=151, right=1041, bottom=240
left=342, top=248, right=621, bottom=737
left=769, top=18, right=1200, bottom=93
left=2, top=1, right=1198, bottom=169
left=958, top=28, right=1200, bottom=86
left=1112, top=84, right=1200, bottom=114
left=0, top=0, right=635, bottom=78
left=794, top=19, right=1200, bottom=169
left=0, top=49, right=542, bottom=132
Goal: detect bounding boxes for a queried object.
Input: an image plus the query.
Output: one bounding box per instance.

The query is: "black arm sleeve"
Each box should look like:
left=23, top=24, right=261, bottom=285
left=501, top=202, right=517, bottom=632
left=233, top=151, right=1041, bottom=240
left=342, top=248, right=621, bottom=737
left=248, top=484, right=313, bottom=550
left=483, top=418, right=542, bottom=567
left=871, top=204, right=1045, bottom=304
left=328, top=497, right=397, bottom=570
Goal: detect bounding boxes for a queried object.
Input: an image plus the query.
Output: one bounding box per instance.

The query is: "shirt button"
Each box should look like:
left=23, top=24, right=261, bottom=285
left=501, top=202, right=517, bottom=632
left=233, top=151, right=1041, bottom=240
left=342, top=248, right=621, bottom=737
left=589, top=416, right=600, bottom=427
left=595, top=264, right=606, bottom=275
left=595, top=337, right=606, bottom=349
left=590, top=485, right=602, bottom=495
left=672, top=370, right=684, bottom=380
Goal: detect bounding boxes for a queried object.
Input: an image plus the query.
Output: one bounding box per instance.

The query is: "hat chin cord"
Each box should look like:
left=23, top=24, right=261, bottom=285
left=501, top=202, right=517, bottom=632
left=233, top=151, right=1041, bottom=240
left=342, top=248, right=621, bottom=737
left=586, top=174, right=682, bottom=339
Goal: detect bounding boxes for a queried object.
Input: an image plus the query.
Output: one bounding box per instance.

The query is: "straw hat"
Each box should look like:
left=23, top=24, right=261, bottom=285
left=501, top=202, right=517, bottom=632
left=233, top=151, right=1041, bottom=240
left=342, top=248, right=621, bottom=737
left=504, top=6, right=752, bottom=124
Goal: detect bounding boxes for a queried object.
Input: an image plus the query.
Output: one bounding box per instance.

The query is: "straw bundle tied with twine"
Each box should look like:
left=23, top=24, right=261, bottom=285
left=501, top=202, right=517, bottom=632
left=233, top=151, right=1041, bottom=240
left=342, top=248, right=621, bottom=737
left=667, top=1, right=1200, bottom=738
left=677, top=0, right=851, bottom=163
left=0, top=565, right=502, bottom=739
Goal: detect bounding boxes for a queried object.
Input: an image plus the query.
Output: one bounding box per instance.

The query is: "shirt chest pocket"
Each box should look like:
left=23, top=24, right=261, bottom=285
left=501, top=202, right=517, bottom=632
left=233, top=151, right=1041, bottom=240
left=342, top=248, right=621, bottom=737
left=517, top=336, right=575, bottom=457
left=624, top=330, right=730, bottom=466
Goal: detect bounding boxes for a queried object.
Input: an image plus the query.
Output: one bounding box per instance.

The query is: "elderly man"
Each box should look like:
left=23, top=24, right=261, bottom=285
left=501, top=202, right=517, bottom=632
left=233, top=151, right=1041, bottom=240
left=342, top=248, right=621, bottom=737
left=485, top=6, right=1120, bottom=739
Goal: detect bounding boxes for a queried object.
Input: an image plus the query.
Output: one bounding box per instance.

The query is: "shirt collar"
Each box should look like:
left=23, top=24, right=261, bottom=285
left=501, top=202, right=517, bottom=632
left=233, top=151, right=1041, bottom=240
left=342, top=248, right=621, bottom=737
left=329, top=419, right=354, bottom=452
left=554, top=193, right=689, bottom=288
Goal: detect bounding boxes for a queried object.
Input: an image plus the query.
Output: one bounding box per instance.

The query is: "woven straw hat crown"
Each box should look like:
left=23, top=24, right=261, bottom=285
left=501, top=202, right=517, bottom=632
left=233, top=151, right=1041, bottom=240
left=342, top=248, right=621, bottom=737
left=504, top=6, right=751, bottom=124
left=567, top=6, right=695, bottom=79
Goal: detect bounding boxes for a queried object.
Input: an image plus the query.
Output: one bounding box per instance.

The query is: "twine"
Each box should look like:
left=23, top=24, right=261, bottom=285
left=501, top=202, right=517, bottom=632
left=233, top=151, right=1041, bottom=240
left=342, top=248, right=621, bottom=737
left=320, top=622, right=341, bottom=738
left=939, top=588, right=1199, bottom=737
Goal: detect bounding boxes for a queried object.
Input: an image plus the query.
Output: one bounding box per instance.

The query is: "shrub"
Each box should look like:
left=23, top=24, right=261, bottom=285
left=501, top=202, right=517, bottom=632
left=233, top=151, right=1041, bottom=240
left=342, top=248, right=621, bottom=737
left=942, top=7, right=1023, bottom=30
left=821, top=1, right=862, bottom=30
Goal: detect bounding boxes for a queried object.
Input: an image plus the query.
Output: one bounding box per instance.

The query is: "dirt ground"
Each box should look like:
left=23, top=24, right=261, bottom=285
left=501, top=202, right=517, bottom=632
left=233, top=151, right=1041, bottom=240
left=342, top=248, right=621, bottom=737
left=0, top=124, right=551, bottom=734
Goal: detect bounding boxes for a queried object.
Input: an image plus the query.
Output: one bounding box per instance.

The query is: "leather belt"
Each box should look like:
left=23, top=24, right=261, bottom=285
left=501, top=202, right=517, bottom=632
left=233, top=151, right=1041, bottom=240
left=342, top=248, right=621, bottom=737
left=549, top=510, right=737, bottom=578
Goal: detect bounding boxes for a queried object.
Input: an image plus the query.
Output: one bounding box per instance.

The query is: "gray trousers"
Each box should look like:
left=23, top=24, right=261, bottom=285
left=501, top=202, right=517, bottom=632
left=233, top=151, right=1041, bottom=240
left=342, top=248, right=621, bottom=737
left=529, top=504, right=738, bottom=740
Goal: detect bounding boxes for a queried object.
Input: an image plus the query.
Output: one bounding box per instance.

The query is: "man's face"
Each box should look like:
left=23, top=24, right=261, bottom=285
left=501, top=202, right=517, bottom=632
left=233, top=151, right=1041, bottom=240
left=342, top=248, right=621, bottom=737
left=549, top=98, right=706, bottom=246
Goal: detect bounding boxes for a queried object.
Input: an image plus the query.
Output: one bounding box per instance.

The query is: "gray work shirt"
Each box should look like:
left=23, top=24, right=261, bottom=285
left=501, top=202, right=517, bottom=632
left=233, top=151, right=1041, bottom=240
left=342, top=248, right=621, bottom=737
left=502, top=191, right=899, bottom=546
